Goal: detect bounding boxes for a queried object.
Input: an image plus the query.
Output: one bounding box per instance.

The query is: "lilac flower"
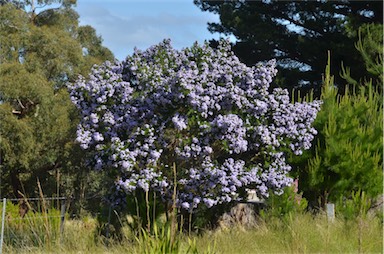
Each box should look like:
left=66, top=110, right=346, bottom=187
left=93, top=132, right=104, bottom=142
left=203, top=198, right=215, bottom=208
left=172, top=113, right=188, bottom=130
left=90, top=113, right=99, bottom=124
left=68, top=39, right=321, bottom=212
left=150, top=150, right=162, bottom=160
left=181, top=202, right=190, bottom=210
left=121, top=161, right=131, bottom=170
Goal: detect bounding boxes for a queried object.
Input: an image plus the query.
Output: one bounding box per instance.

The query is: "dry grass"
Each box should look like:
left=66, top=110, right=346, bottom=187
left=192, top=213, right=383, bottom=254
left=2, top=212, right=382, bottom=254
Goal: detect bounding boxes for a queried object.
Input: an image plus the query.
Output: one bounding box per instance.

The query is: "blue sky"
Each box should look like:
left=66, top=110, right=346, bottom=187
left=75, top=0, right=225, bottom=60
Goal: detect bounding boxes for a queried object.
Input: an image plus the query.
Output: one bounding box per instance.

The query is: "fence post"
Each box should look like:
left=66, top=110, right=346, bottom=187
left=60, top=199, right=66, bottom=236
left=106, top=205, right=111, bottom=239
left=1, top=198, right=6, bottom=254
left=326, top=203, right=335, bottom=222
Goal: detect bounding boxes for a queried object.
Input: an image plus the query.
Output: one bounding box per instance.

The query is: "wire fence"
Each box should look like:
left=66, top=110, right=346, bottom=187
left=0, top=196, right=76, bottom=253
left=0, top=195, right=118, bottom=253
left=0, top=190, right=273, bottom=253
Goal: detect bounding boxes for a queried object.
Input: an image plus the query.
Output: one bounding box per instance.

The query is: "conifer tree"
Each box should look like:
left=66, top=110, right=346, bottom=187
left=195, top=1, right=383, bottom=94
left=302, top=59, right=383, bottom=205
left=341, top=23, right=383, bottom=88
left=285, top=20, right=383, bottom=207
left=289, top=41, right=383, bottom=210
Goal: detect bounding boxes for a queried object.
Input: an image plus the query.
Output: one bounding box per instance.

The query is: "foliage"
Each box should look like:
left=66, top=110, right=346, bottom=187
left=0, top=200, right=63, bottom=249
left=260, top=185, right=308, bottom=221
left=104, top=214, right=216, bottom=254
left=194, top=1, right=383, bottom=94
left=336, top=190, right=372, bottom=221
left=136, top=223, right=181, bottom=254
left=296, top=59, right=383, bottom=206
left=68, top=39, right=321, bottom=215
left=341, top=23, right=383, bottom=87
left=0, top=0, right=114, bottom=200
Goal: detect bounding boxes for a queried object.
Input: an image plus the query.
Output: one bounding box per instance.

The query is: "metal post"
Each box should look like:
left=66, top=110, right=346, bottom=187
left=326, top=203, right=335, bottom=222
left=60, top=200, right=66, bottom=235
left=1, top=198, right=6, bottom=254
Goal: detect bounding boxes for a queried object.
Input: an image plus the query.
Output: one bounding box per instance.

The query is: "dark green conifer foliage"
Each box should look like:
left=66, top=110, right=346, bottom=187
left=341, top=23, right=383, bottom=88
left=285, top=21, right=383, bottom=208
left=195, top=1, right=383, bottom=95
left=304, top=58, right=383, bottom=205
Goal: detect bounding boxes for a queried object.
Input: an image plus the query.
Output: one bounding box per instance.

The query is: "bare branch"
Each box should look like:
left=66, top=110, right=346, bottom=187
left=17, top=99, right=25, bottom=109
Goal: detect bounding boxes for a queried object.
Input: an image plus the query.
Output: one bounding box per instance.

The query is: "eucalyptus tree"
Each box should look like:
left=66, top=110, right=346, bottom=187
left=0, top=0, right=114, bottom=200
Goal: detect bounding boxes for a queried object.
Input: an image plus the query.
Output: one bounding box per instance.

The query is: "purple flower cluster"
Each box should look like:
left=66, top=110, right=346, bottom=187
left=211, top=114, right=248, bottom=154
left=68, top=39, right=321, bottom=212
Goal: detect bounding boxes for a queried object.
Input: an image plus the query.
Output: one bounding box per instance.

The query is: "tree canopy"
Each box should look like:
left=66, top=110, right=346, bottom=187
left=287, top=25, right=383, bottom=208
left=194, top=0, right=383, bottom=94
left=0, top=0, right=114, bottom=199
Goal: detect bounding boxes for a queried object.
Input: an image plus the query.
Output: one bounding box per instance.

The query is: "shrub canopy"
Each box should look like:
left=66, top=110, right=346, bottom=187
left=69, top=40, right=321, bottom=211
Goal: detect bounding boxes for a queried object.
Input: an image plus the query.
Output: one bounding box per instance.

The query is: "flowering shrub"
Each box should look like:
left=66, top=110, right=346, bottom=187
left=68, top=39, right=321, bottom=212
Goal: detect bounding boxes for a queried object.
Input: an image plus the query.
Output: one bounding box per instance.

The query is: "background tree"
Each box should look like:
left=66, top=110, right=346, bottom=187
left=341, top=23, right=383, bottom=87
left=288, top=24, right=383, bottom=208
left=0, top=0, right=114, bottom=204
left=194, top=0, right=383, bottom=95
left=299, top=61, right=382, bottom=207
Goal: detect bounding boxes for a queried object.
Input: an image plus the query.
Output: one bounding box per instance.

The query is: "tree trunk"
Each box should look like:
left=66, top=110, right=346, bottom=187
left=10, top=169, right=23, bottom=199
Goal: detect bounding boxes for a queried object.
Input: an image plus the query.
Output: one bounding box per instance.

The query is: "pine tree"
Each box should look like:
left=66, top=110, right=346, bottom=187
left=305, top=58, right=382, bottom=205
left=195, top=1, right=383, bottom=95
left=341, top=23, right=383, bottom=88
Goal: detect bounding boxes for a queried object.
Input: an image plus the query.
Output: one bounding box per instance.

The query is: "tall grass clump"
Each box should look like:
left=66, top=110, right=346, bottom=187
left=3, top=209, right=381, bottom=253
left=190, top=211, right=382, bottom=254
left=135, top=222, right=181, bottom=254
left=1, top=201, right=62, bottom=252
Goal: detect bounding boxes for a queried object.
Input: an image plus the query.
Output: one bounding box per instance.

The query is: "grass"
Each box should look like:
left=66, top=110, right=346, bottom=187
left=193, top=213, right=383, bottom=253
left=2, top=211, right=382, bottom=254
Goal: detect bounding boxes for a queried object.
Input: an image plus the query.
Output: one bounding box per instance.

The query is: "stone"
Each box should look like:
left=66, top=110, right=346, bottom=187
left=218, top=203, right=262, bottom=230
